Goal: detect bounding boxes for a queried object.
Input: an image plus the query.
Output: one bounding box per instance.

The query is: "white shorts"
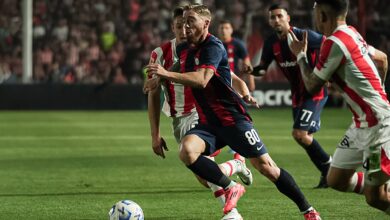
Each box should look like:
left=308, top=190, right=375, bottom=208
left=172, top=111, right=199, bottom=144
left=331, top=117, right=390, bottom=185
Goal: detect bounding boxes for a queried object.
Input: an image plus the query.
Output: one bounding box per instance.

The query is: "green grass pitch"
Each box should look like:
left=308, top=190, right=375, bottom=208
left=0, top=108, right=388, bottom=219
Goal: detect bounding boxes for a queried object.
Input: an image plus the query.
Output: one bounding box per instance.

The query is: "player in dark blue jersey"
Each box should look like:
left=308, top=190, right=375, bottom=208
left=218, top=20, right=255, bottom=92
left=250, top=4, right=332, bottom=189
left=147, top=4, right=321, bottom=219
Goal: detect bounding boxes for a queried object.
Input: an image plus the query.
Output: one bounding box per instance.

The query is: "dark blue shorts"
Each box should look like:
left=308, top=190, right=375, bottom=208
left=292, top=97, right=327, bottom=134
left=185, top=121, right=268, bottom=158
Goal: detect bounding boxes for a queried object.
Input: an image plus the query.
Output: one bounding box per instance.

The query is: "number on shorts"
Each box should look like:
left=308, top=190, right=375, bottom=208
left=300, top=109, right=313, bottom=122
left=245, top=129, right=260, bottom=145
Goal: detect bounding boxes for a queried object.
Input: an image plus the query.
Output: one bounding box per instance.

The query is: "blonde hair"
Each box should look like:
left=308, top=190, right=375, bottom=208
left=183, top=4, right=211, bottom=20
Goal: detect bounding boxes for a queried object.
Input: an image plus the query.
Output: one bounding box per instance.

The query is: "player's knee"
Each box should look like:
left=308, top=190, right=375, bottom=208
left=179, top=139, right=197, bottom=165
left=292, top=130, right=311, bottom=147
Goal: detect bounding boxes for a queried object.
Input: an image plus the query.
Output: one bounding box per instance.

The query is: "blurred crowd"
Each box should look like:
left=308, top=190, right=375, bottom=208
left=0, top=0, right=389, bottom=84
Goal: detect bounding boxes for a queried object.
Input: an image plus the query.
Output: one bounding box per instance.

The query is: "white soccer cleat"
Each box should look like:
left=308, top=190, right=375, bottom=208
left=235, top=159, right=253, bottom=186
left=221, top=208, right=243, bottom=220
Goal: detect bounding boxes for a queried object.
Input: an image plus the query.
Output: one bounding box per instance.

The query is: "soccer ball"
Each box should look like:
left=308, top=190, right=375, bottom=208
left=108, top=200, right=144, bottom=220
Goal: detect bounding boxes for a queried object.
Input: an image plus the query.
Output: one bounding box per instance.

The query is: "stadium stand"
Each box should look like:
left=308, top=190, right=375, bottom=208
left=0, top=0, right=389, bottom=84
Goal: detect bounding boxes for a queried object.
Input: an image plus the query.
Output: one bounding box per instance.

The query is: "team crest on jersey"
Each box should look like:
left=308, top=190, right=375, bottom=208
left=195, top=58, right=199, bottom=65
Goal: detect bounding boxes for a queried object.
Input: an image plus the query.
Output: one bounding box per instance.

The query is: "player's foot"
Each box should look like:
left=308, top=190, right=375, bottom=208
left=221, top=208, right=243, bottom=220
left=303, top=209, right=321, bottom=220
left=223, top=183, right=245, bottom=214
left=235, top=159, right=253, bottom=186
left=313, top=175, right=328, bottom=189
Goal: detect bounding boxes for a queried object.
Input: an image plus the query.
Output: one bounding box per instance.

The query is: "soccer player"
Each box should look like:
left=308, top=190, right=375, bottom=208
left=249, top=4, right=332, bottom=188
left=145, top=7, right=255, bottom=219
left=147, top=4, right=321, bottom=220
left=218, top=20, right=255, bottom=92
left=289, top=0, right=390, bottom=214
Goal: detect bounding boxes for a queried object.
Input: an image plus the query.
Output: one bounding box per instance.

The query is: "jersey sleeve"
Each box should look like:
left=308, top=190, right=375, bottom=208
left=235, top=39, right=249, bottom=59
left=259, top=38, right=274, bottom=68
left=313, top=39, right=345, bottom=81
left=198, top=42, right=224, bottom=72
left=149, top=47, right=163, bottom=65
left=307, top=29, right=325, bottom=49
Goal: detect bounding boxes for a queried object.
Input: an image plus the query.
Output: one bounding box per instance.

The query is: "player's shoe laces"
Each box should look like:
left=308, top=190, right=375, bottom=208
left=303, top=209, right=321, bottom=220
left=235, top=159, right=253, bottom=186
left=221, top=208, right=243, bottom=220
left=223, top=183, right=245, bottom=214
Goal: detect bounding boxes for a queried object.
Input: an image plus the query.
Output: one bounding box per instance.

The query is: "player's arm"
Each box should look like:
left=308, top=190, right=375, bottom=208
left=369, top=46, right=388, bottom=84
left=146, top=64, right=214, bottom=88
left=250, top=39, right=273, bottom=77
left=288, top=30, right=332, bottom=94
left=241, top=57, right=255, bottom=92
left=147, top=85, right=168, bottom=158
left=231, top=71, right=259, bottom=107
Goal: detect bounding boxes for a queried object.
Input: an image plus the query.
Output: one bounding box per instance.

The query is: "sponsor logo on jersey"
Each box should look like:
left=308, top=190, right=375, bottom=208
left=279, top=61, right=297, bottom=67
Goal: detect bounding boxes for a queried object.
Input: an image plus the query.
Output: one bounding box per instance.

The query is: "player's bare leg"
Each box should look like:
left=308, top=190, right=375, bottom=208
left=249, top=154, right=320, bottom=219
left=327, top=167, right=364, bottom=194
left=292, top=129, right=331, bottom=188
left=364, top=184, right=390, bottom=213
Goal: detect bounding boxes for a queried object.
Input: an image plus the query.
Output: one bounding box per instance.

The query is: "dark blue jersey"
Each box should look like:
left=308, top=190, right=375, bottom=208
left=176, top=34, right=252, bottom=126
left=222, top=38, right=249, bottom=74
left=260, top=27, right=327, bottom=107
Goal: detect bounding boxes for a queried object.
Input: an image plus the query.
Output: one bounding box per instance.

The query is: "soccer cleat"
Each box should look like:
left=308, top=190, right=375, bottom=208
left=303, top=209, right=321, bottom=220
left=235, top=159, right=253, bottom=186
left=223, top=183, right=246, bottom=214
left=221, top=208, right=243, bottom=220
left=313, top=175, right=328, bottom=189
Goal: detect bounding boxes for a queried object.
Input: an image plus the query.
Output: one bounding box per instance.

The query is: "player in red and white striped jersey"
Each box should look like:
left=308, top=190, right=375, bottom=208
left=145, top=7, right=256, bottom=219
left=289, top=0, right=390, bottom=214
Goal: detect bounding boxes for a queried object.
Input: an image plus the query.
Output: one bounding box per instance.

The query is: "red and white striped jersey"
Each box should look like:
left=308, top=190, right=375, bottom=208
left=314, top=25, right=390, bottom=128
left=149, top=39, right=196, bottom=117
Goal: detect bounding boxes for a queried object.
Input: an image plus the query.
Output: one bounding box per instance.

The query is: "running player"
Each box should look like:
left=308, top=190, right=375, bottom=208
left=249, top=4, right=332, bottom=188
left=145, top=7, right=254, bottom=219
left=218, top=20, right=255, bottom=92
left=289, top=0, right=390, bottom=214
left=147, top=4, right=321, bottom=220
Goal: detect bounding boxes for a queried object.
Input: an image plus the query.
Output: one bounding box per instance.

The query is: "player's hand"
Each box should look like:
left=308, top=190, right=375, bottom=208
left=143, top=77, right=160, bottom=94
left=146, top=64, right=169, bottom=79
left=288, top=30, right=308, bottom=57
left=240, top=64, right=253, bottom=75
left=243, top=94, right=259, bottom=108
left=152, top=137, right=169, bottom=159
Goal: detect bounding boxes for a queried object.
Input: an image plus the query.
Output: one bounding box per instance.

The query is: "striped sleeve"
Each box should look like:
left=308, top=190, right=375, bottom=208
left=149, top=47, right=163, bottom=65
left=313, top=39, right=345, bottom=81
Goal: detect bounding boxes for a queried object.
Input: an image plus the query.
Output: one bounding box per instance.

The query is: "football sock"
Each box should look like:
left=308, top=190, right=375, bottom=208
left=219, top=160, right=243, bottom=177
left=187, top=155, right=232, bottom=188
left=347, top=172, right=364, bottom=194
left=207, top=182, right=226, bottom=207
left=306, top=139, right=331, bottom=176
left=274, top=168, right=311, bottom=212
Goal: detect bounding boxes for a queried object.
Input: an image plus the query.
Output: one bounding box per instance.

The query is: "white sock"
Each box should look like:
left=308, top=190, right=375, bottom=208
left=347, top=172, right=364, bottom=194
left=207, top=182, right=225, bottom=207
left=219, top=160, right=243, bottom=177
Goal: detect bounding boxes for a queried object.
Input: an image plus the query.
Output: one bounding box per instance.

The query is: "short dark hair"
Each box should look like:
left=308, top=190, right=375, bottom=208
left=172, top=6, right=184, bottom=19
left=315, top=0, right=349, bottom=16
left=219, top=20, right=232, bottom=25
left=268, top=3, right=288, bottom=12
